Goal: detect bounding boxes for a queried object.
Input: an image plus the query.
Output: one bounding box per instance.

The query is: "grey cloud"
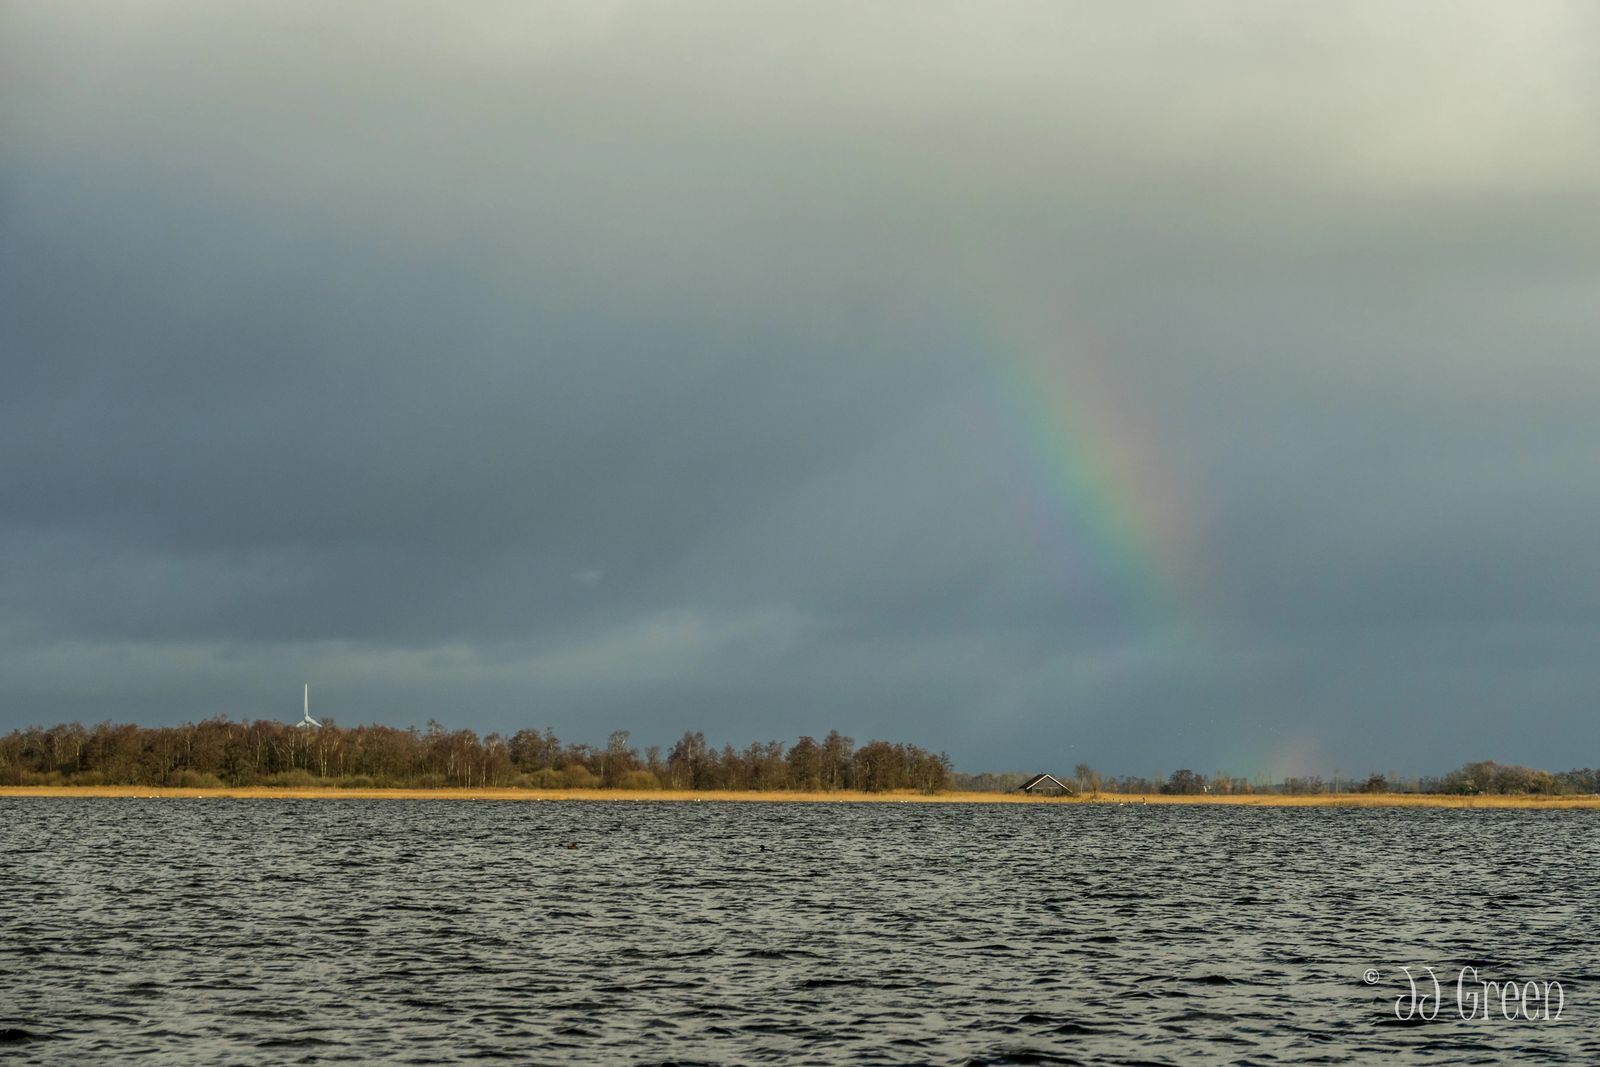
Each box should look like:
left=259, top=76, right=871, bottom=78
left=3, top=1, right=1599, bottom=775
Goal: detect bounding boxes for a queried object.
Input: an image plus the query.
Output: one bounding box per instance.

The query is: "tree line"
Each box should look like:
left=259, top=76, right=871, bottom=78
left=0, top=719, right=953, bottom=793
left=3, top=720, right=1588, bottom=798
left=993, top=761, right=1600, bottom=797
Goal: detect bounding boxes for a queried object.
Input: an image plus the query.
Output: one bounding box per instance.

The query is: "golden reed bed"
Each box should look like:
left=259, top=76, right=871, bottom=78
left=3, top=786, right=1598, bottom=808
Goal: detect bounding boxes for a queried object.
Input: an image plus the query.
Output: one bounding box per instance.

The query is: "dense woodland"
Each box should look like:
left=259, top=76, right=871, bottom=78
left=0, top=719, right=953, bottom=793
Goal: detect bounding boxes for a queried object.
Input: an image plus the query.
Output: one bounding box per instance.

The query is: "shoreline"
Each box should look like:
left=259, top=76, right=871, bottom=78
left=2, top=785, right=1598, bottom=808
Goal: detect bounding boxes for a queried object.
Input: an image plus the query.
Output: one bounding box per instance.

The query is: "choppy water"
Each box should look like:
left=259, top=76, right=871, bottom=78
left=1, top=799, right=1595, bottom=1064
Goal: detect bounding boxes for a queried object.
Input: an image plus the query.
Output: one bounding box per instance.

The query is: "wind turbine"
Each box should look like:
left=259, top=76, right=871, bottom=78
left=296, top=683, right=322, bottom=729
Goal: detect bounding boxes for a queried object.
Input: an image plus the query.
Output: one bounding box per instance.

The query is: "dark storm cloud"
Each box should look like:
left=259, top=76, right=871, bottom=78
left=3, top=1, right=1599, bottom=775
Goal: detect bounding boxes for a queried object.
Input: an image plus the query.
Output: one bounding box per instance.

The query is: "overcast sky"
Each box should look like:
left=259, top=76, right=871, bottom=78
left=3, top=2, right=1598, bottom=777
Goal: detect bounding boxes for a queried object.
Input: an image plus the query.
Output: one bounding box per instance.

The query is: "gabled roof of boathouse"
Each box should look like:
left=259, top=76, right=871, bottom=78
left=1018, top=772, right=1074, bottom=794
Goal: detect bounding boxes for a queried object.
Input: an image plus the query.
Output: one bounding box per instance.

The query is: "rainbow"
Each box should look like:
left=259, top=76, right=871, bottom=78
left=940, top=295, right=1348, bottom=779
left=965, top=304, right=1196, bottom=644
left=962, top=312, right=1342, bottom=781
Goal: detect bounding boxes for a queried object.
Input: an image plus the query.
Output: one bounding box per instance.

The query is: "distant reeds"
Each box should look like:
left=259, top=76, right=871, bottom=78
left=3, top=785, right=1598, bottom=809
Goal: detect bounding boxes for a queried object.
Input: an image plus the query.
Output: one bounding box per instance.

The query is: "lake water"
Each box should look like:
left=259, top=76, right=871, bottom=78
left=1, top=799, right=1595, bottom=1064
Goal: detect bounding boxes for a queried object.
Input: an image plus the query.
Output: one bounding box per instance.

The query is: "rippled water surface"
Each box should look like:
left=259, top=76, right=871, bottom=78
left=2, top=799, right=1596, bottom=1064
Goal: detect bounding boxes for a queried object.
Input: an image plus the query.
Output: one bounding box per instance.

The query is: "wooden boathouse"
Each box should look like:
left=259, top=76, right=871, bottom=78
left=1018, top=772, right=1074, bottom=796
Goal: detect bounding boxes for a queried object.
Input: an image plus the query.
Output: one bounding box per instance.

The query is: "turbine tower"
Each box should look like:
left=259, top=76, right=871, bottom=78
left=296, top=683, right=322, bottom=728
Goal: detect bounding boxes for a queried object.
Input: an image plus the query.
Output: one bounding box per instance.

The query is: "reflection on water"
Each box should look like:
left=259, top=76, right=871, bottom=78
left=1, top=799, right=1594, bottom=1064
